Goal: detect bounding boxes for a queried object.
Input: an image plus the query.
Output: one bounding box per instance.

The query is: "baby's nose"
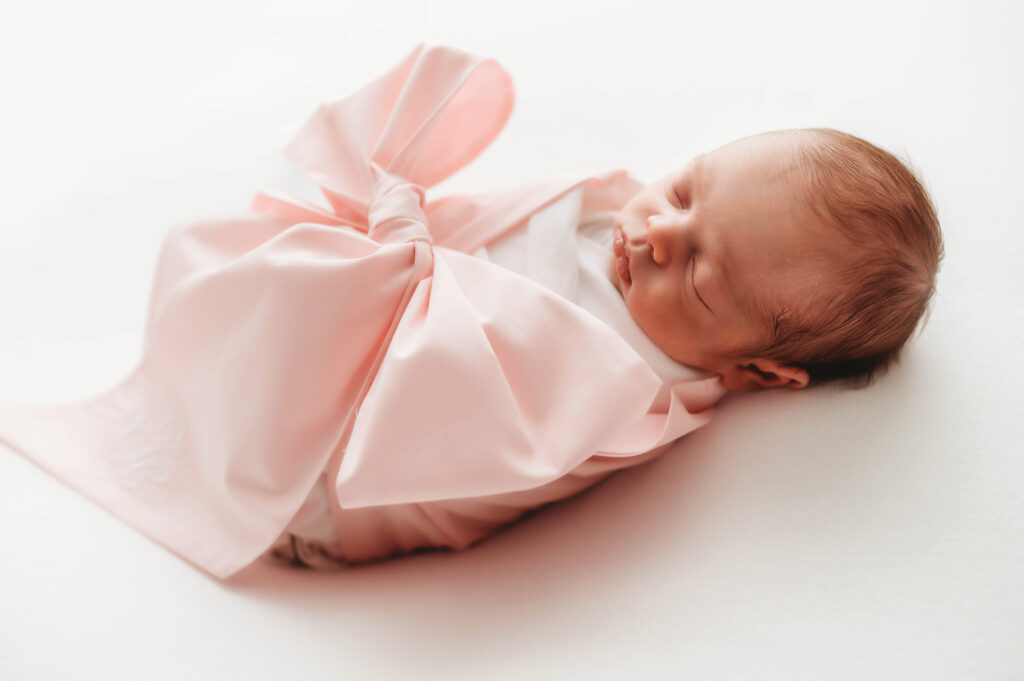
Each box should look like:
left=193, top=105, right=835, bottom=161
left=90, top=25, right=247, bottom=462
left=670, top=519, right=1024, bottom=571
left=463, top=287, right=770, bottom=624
left=646, top=215, right=676, bottom=265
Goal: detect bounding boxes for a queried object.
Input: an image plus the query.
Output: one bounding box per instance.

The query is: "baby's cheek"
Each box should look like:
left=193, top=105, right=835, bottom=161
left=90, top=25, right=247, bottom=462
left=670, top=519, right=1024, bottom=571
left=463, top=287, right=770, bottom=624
left=628, top=296, right=665, bottom=338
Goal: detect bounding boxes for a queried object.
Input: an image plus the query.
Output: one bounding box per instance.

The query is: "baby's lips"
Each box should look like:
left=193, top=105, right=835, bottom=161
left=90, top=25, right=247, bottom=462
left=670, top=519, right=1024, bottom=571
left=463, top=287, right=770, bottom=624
left=613, top=227, right=632, bottom=285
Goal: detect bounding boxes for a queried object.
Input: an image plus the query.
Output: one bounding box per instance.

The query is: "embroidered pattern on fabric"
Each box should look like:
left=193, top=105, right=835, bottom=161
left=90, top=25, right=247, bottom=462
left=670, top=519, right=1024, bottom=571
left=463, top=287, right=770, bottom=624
left=87, top=372, right=187, bottom=490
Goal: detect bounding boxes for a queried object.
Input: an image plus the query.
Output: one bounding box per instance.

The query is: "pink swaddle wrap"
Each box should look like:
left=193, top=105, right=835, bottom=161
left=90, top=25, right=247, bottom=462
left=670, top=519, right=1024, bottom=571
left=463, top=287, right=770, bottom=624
left=0, top=44, right=726, bottom=579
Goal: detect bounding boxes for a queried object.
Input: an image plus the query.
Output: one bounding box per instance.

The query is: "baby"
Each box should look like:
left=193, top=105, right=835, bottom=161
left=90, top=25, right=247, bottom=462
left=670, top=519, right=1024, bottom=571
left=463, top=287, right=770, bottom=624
left=609, top=127, right=942, bottom=391
left=269, top=128, right=943, bottom=569
left=0, top=44, right=944, bottom=577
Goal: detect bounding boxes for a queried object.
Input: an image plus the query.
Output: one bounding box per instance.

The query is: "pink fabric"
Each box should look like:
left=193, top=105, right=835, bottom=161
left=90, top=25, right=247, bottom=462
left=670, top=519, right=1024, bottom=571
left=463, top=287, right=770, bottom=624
left=0, top=43, right=726, bottom=579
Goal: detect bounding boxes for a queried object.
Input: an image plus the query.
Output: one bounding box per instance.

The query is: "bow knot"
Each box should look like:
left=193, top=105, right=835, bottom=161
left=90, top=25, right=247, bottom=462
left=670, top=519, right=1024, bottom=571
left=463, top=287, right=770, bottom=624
left=367, top=162, right=431, bottom=246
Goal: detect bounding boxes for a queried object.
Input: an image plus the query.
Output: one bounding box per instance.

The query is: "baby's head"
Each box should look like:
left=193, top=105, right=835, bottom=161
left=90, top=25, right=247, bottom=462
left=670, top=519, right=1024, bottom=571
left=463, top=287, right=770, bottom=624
left=609, top=128, right=943, bottom=391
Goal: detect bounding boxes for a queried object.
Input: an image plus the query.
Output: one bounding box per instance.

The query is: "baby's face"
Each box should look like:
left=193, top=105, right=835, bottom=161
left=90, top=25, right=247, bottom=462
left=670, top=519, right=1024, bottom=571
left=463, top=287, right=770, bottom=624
left=609, top=132, right=840, bottom=389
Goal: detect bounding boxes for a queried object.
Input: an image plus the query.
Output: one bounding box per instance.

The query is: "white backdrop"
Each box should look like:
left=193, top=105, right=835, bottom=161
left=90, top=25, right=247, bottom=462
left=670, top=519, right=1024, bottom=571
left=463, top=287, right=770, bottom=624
left=1, top=1, right=1021, bottom=679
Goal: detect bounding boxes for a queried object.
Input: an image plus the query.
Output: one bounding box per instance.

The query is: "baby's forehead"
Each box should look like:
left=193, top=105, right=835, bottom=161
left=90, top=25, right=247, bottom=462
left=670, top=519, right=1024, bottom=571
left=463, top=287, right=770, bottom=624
left=691, top=133, right=816, bottom=189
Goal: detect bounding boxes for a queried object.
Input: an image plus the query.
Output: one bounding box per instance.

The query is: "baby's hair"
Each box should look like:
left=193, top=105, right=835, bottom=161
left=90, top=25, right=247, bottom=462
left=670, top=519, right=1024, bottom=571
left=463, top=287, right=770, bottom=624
left=745, top=128, right=944, bottom=387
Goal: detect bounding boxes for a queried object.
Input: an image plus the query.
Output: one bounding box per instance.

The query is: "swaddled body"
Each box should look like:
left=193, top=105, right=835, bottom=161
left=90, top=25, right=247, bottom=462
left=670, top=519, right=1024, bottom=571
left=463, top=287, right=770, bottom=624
left=0, top=44, right=724, bottom=578
left=267, top=187, right=715, bottom=567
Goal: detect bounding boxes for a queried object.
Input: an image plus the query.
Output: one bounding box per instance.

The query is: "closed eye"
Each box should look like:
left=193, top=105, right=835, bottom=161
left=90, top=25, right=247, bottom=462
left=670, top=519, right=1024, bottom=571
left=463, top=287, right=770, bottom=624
left=673, top=189, right=688, bottom=210
left=690, top=255, right=714, bottom=314
left=667, top=181, right=688, bottom=209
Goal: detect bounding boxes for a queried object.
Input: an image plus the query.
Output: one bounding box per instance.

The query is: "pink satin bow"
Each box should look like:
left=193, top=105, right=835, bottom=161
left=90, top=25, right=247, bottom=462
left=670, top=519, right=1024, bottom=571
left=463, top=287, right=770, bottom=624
left=0, top=43, right=726, bottom=579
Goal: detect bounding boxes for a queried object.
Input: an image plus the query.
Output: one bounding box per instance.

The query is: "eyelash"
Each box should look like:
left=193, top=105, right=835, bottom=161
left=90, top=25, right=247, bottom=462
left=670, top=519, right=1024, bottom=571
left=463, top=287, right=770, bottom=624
left=666, top=185, right=687, bottom=208
left=674, top=183, right=691, bottom=208
left=689, top=253, right=710, bottom=310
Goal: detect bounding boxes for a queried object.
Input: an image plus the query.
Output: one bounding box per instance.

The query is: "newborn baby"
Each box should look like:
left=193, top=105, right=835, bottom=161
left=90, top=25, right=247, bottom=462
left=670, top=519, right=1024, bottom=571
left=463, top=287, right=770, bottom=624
left=269, top=126, right=942, bottom=569
left=0, top=44, right=943, bottom=578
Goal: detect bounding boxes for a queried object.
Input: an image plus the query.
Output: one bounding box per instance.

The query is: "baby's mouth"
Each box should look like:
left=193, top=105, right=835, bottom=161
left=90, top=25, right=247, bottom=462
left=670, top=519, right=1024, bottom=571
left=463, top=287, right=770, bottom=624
left=613, top=225, right=632, bottom=285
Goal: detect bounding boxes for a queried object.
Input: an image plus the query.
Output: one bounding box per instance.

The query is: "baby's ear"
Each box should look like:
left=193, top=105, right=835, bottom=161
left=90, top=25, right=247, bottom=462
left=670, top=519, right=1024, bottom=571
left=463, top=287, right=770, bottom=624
left=721, top=360, right=809, bottom=391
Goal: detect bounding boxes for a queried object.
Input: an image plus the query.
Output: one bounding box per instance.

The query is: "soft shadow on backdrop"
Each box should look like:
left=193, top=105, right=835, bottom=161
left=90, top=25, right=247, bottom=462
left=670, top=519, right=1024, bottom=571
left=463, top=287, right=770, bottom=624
left=1, top=1, right=1021, bottom=680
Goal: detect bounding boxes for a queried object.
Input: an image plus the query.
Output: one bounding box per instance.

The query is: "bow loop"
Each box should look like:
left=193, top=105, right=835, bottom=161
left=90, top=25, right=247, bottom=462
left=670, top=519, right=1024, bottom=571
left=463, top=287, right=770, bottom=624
left=252, top=43, right=514, bottom=238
